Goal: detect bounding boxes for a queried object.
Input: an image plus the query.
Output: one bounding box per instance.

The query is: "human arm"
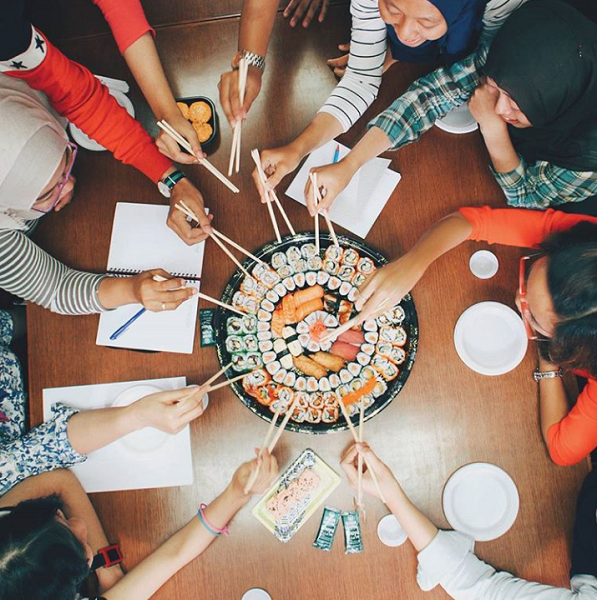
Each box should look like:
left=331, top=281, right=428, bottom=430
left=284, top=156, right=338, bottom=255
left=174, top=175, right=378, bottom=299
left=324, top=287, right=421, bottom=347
left=102, top=452, right=279, bottom=600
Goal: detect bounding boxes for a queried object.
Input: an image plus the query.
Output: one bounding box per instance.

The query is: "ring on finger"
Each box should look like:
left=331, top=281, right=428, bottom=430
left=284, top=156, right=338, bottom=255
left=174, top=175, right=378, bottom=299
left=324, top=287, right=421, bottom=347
left=161, top=302, right=166, bottom=311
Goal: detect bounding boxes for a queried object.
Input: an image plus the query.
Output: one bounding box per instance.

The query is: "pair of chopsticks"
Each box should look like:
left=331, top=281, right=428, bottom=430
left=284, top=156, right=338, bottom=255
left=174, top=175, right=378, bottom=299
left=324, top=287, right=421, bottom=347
left=355, top=403, right=366, bottom=519
left=243, top=394, right=301, bottom=494
left=198, top=363, right=256, bottom=394
left=309, top=172, right=339, bottom=253
left=251, top=149, right=296, bottom=243
left=156, top=120, right=239, bottom=194
left=320, top=299, right=391, bottom=344
left=175, top=201, right=266, bottom=279
left=228, top=58, right=248, bottom=176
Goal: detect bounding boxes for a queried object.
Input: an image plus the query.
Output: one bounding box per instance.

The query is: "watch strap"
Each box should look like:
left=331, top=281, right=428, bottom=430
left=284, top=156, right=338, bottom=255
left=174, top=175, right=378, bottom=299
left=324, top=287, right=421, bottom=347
left=163, top=170, right=186, bottom=189
left=533, top=368, right=563, bottom=382
left=232, top=49, right=266, bottom=71
left=91, top=544, right=123, bottom=571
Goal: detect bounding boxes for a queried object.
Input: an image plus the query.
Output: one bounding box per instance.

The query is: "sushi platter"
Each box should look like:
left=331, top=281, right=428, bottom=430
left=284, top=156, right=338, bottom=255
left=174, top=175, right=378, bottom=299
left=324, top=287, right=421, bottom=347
left=214, top=233, right=418, bottom=433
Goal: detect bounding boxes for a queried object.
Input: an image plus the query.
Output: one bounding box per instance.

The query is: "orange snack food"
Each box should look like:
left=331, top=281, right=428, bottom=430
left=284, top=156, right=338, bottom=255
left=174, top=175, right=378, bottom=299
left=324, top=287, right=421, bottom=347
left=282, top=294, right=297, bottom=324
left=192, top=121, right=213, bottom=143
left=293, top=355, right=328, bottom=379
left=271, top=308, right=285, bottom=338
left=294, top=285, right=324, bottom=307
left=310, top=351, right=345, bottom=372
left=189, top=101, right=212, bottom=123
left=176, top=102, right=190, bottom=120
left=295, top=298, right=324, bottom=321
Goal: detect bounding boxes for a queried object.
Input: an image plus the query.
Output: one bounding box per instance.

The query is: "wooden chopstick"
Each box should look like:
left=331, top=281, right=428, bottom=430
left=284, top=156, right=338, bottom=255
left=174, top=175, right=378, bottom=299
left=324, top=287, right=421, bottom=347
left=157, top=120, right=240, bottom=194
left=229, top=59, right=248, bottom=176
left=270, top=188, right=296, bottom=236
left=267, top=394, right=300, bottom=453
left=310, top=173, right=320, bottom=253
left=337, top=397, right=387, bottom=503
left=251, top=149, right=282, bottom=243
left=357, top=402, right=365, bottom=513
left=204, top=371, right=251, bottom=393
left=203, top=362, right=233, bottom=388
left=197, top=291, right=246, bottom=317
left=211, top=228, right=266, bottom=267
left=312, top=173, right=339, bottom=248
left=320, top=299, right=391, bottom=344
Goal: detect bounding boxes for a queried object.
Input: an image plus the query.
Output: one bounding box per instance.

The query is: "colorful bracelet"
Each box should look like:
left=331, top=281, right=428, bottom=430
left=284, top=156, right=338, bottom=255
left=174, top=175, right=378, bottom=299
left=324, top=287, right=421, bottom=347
left=198, top=503, right=229, bottom=537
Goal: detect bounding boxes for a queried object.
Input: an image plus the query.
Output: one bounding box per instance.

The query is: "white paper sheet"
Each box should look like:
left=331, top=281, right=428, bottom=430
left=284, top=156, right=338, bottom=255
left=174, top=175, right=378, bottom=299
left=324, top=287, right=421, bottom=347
left=96, top=203, right=205, bottom=353
left=43, top=377, right=194, bottom=493
left=285, top=140, right=402, bottom=238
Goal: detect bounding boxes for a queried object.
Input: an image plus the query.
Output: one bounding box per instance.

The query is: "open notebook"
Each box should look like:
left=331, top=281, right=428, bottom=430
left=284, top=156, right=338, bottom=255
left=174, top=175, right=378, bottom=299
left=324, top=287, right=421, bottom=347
left=96, top=203, right=204, bottom=353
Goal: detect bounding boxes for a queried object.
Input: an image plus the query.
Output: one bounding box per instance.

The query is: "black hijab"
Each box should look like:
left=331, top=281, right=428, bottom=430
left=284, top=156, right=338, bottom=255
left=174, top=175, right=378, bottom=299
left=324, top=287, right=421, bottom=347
left=483, top=0, right=597, bottom=171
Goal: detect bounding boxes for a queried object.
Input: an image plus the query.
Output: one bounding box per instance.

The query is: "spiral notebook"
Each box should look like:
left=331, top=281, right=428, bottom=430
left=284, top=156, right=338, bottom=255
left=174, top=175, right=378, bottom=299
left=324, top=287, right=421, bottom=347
left=96, top=202, right=204, bottom=353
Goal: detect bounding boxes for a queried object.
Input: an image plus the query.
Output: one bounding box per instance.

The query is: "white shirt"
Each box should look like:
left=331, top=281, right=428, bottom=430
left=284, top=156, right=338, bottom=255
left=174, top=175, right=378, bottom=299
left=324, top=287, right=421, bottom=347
left=417, top=530, right=597, bottom=600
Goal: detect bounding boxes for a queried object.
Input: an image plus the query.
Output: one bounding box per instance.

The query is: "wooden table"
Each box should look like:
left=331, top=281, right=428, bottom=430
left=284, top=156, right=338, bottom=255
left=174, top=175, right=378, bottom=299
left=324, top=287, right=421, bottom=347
left=26, top=4, right=588, bottom=599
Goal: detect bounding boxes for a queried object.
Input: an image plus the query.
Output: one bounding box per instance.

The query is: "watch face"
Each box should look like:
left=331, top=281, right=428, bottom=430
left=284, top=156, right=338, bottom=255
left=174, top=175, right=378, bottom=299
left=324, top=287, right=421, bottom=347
left=158, top=181, right=172, bottom=198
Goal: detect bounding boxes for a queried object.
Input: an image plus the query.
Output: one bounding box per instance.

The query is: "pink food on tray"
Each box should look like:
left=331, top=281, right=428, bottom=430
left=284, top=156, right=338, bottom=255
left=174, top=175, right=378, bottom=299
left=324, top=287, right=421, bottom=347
left=337, top=329, right=365, bottom=346
left=267, top=469, right=321, bottom=520
left=330, top=341, right=359, bottom=362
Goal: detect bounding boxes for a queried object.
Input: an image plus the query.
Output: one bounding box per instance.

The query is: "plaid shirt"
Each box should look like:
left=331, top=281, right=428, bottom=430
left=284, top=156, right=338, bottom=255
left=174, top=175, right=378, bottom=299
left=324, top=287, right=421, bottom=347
left=369, top=44, right=597, bottom=209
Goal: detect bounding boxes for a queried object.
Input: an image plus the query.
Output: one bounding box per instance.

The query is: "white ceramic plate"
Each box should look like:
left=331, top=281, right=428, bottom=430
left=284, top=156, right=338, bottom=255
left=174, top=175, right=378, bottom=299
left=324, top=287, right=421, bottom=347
left=434, top=102, right=479, bottom=134
left=111, top=384, right=169, bottom=453
left=377, top=514, right=408, bottom=547
left=241, top=589, right=272, bottom=600
left=443, top=462, right=520, bottom=541
left=69, top=89, right=135, bottom=151
left=454, top=301, right=528, bottom=376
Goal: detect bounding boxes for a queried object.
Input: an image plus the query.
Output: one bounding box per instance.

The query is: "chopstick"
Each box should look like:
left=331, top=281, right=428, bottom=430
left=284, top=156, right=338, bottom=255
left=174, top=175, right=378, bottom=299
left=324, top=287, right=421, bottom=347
left=157, top=120, right=239, bottom=194
left=204, top=371, right=251, bottom=393
left=211, top=228, right=267, bottom=267
left=251, top=149, right=281, bottom=243
left=228, top=58, right=248, bottom=176
left=202, top=362, right=233, bottom=388
left=320, top=299, right=391, bottom=344
left=310, top=173, right=320, bottom=253
left=267, top=394, right=300, bottom=452
left=337, top=397, right=387, bottom=503
left=197, top=291, right=246, bottom=317
left=311, top=172, right=339, bottom=248
left=269, top=188, right=296, bottom=236
left=356, top=402, right=365, bottom=517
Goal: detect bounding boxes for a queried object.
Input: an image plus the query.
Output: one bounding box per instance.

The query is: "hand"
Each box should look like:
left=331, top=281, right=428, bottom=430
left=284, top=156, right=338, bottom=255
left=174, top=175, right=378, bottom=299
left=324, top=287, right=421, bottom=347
left=54, top=175, right=76, bottom=212
left=468, top=82, right=505, bottom=133
left=218, top=66, right=263, bottom=127
left=129, top=386, right=207, bottom=434
left=156, top=110, right=205, bottom=164
left=231, top=449, right=279, bottom=496
left=167, top=177, right=213, bottom=245
left=252, top=146, right=302, bottom=203
left=284, top=0, right=330, bottom=27
left=130, top=268, right=198, bottom=311
left=354, top=254, right=424, bottom=322
left=340, top=442, right=400, bottom=502
left=327, top=43, right=350, bottom=78
left=304, top=161, right=355, bottom=217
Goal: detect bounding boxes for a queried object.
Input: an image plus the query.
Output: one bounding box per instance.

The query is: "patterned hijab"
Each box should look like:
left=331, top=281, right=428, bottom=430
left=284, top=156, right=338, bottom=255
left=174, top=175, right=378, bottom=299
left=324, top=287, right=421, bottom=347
left=386, top=0, right=489, bottom=66
left=484, top=0, right=597, bottom=171
left=0, top=74, right=67, bottom=230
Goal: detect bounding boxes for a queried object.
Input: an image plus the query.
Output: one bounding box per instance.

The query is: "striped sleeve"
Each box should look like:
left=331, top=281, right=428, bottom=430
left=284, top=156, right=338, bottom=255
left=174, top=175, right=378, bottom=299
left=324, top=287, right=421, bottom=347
left=319, top=0, right=387, bottom=131
left=0, top=223, right=107, bottom=315
left=480, top=0, right=529, bottom=45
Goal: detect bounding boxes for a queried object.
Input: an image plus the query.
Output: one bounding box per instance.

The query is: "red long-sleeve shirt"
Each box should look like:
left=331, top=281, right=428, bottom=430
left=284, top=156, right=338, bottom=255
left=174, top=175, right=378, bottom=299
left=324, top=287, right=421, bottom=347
left=460, top=206, right=597, bottom=466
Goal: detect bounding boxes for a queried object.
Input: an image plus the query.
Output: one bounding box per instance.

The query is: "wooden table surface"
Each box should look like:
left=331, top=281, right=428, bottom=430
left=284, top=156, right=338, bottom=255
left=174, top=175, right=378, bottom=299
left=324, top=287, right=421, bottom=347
left=26, top=4, right=588, bottom=599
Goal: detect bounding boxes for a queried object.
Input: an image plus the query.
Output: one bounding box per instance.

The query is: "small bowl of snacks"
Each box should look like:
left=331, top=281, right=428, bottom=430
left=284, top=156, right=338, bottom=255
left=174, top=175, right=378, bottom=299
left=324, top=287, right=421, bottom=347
left=175, top=96, right=219, bottom=151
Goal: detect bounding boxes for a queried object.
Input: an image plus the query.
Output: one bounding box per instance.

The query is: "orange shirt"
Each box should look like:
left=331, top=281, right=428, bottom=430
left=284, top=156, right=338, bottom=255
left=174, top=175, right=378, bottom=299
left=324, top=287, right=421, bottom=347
left=460, top=206, right=597, bottom=466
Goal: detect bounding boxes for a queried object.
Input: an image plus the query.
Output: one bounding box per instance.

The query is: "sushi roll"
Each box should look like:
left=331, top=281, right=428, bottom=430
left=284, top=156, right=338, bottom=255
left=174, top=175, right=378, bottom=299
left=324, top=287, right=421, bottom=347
left=356, top=352, right=371, bottom=366
left=323, top=260, right=340, bottom=275
left=269, top=399, right=288, bottom=415
left=342, top=248, right=359, bottom=267
left=306, top=407, right=322, bottom=424
left=244, top=335, right=259, bottom=353
left=305, top=271, right=318, bottom=287
left=307, top=256, right=323, bottom=271
left=328, top=373, right=341, bottom=389
left=266, top=289, right=280, bottom=304
left=306, top=377, right=319, bottom=393
left=319, top=377, right=332, bottom=392
left=376, top=313, right=392, bottom=327
left=283, top=326, right=303, bottom=357
left=278, top=387, right=294, bottom=406
left=362, top=394, right=375, bottom=408
left=286, top=246, right=302, bottom=263
left=295, top=376, right=307, bottom=392
left=273, top=369, right=287, bottom=384
left=258, top=308, right=272, bottom=322
left=338, top=265, right=355, bottom=281
left=262, top=351, right=277, bottom=365
left=293, top=258, right=308, bottom=273
left=259, top=340, right=274, bottom=353
left=357, top=257, right=375, bottom=275
left=296, top=321, right=309, bottom=335
left=339, top=281, right=353, bottom=297
left=361, top=343, right=376, bottom=356
left=293, top=272, right=306, bottom=288
left=283, top=371, right=297, bottom=388
left=371, top=355, right=399, bottom=381
left=379, top=326, right=400, bottom=344
left=257, top=330, right=273, bottom=341
left=347, top=362, right=362, bottom=377
left=373, top=378, right=388, bottom=398
left=322, top=405, right=339, bottom=423
left=244, top=298, right=258, bottom=315
left=241, top=276, right=257, bottom=296
left=350, top=378, right=364, bottom=392
left=232, top=353, right=247, bottom=372
left=347, top=287, right=358, bottom=303
left=298, top=333, right=311, bottom=349
left=232, top=291, right=246, bottom=309
left=310, top=393, right=324, bottom=409
left=328, top=276, right=341, bottom=291
left=226, top=317, right=243, bottom=335
left=274, top=282, right=287, bottom=298
left=266, top=360, right=282, bottom=376
left=245, top=353, right=263, bottom=370
left=226, top=335, right=245, bottom=354
left=252, top=263, right=268, bottom=281
left=390, top=305, right=406, bottom=325
left=242, top=314, right=258, bottom=334
left=395, top=326, right=407, bottom=346
left=301, top=243, right=318, bottom=259
left=325, top=245, right=343, bottom=262
left=243, top=368, right=270, bottom=388
left=339, top=369, right=354, bottom=384
left=262, top=270, right=280, bottom=288
left=277, top=264, right=294, bottom=279
left=282, top=277, right=296, bottom=292
left=316, top=271, right=330, bottom=286
left=380, top=345, right=406, bottom=365
left=364, top=331, right=379, bottom=344
left=292, top=407, right=307, bottom=423
left=361, top=366, right=376, bottom=381
left=257, top=321, right=271, bottom=333
left=260, top=299, right=276, bottom=313
left=254, top=283, right=269, bottom=298
left=306, top=340, right=320, bottom=353
left=323, top=391, right=338, bottom=407
left=351, top=272, right=367, bottom=289
left=271, top=252, right=287, bottom=269
left=363, top=318, right=378, bottom=332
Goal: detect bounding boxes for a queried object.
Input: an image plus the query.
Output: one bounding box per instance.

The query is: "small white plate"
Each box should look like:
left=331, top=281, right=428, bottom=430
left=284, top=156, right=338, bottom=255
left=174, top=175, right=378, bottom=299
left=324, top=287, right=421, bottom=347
left=69, top=89, right=135, bottom=151
left=111, top=384, right=169, bottom=453
left=435, top=102, right=479, bottom=135
left=377, top=514, right=408, bottom=547
left=443, top=462, right=520, bottom=541
left=241, top=589, right=272, bottom=600
left=454, top=302, right=527, bottom=376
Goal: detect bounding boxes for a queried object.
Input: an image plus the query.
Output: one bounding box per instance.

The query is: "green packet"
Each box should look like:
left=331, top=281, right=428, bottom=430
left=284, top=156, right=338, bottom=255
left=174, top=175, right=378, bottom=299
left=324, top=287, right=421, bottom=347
left=313, top=507, right=341, bottom=551
left=342, top=510, right=363, bottom=554
left=199, top=309, right=216, bottom=347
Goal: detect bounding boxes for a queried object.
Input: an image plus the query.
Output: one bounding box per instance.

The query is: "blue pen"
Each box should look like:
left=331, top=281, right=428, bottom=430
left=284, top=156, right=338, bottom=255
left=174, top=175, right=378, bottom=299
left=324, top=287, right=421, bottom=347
left=109, top=307, right=146, bottom=341
left=333, top=144, right=340, bottom=164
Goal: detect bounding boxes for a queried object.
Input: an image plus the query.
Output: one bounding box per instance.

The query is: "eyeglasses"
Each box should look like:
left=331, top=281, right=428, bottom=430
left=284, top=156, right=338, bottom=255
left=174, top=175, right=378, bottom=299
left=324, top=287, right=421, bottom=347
left=518, top=254, right=550, bottom=342
left=32, top=142, right=78, bottom=213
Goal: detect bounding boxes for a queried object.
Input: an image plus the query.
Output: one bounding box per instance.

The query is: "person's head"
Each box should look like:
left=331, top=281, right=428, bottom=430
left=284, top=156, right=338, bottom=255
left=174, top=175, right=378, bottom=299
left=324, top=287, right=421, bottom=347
left=0, top=75, right=73, bottom=229
left=516, top=222, right=597, bottom=377
left=379, top=0, right=448, bottom=47
left=0, top=496, right=92, bottom=600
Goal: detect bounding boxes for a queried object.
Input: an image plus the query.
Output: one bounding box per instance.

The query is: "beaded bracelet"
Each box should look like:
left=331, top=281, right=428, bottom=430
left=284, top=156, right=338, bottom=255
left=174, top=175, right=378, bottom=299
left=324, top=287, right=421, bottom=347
left=197, top=503, right=229, bottom=537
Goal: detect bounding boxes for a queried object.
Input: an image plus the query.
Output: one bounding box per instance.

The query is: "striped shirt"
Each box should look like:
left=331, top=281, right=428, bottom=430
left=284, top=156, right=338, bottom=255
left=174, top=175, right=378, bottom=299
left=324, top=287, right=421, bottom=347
left=368, top=42, right=597, bottom=209
left=319, top=0, right=528, bottom=132
left=0, top=219, right=106, bottom=315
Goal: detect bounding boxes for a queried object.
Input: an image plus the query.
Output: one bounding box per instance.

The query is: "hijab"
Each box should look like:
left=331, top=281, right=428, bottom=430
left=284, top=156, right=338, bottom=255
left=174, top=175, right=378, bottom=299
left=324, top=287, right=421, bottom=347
left=0, top=74, right=68, bottom=230
left=385, top=0, right=489, bottom=66
left=483, top=0, right=597, bottom=171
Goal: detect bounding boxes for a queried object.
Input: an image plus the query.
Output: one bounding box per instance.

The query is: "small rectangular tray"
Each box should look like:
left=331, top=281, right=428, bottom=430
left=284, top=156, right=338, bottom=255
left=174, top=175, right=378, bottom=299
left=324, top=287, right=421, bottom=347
left=252, top=448, right=341, bottom=543
left=175, top=95, right=218, bottom=147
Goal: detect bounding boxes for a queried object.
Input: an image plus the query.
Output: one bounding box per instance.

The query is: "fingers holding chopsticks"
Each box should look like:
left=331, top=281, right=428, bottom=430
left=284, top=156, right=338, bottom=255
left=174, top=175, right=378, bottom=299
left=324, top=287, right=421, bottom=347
left=166, top=178, right=213, bottom=245
left=155, top=112, right=205, bottom=164
left=304, top=163, right=352, bottom=217
left=252, top=147, right=301, bottom=203
left=238, top=449, right=279, bottom=496
left=132, top=269, right=197, bottom=312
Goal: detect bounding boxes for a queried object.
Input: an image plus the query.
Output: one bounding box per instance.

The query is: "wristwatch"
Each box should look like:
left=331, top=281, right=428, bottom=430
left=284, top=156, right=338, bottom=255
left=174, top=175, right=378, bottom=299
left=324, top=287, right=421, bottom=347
left=232, top=49, right=266, bottom=71
left=91, top=544, right=123, bottom=571
left=158, top=169, right=186, bottom=198
left=533, top=368, right=563, bottom=382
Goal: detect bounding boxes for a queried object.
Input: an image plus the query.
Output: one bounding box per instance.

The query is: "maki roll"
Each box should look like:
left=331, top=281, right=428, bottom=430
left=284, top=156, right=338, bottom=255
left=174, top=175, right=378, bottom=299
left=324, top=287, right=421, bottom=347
left=301, top=243, right=318, bottom=259
left=255, top=283, right=269, bottom=298
left=226, top=317, right=243, bottom=335
left=373, top=378, right=387, bottom=398
left=242, top=314, right=258, bottom=334
left=371, top=355, right=399, bottom=381
left=356, top=352, right=372, bottom=366
left=293, top=259, right=308, bottom=273
left=260, top=299, right=276, bottom=313
left=316, top=271, right=330, bottom=286
left=322, top=405, right=339, bottom=423
left=339, top=369, right=353, bottom=384
left=307, top=256, right=323, bottom=271
left=283, top=326, right=303, bottom=357
left=323, top=260, right=340, bottom=276
left=262, top=270, right=280, bottom=288
left=348, top=287, right=358, bottom=303
left=259, top=340, right=274, bottom=353
left=352, top=272, right=367, bottom=289
left=360, top=366, right=376, bottom=381
left=339, top=281, right=353, bottom=297
left=282, top=277, right=296, bottom=292
left=325, top=245, right=343, bottom=262
left=328, top=373, right=341, bottom=389
left=271, top=252, right=287, bottom=269
left=338, top=266, right=355, bottom=282
left=277, top=264, right=294, bottom=279
left=266, top=360, right=282, bottom=376
left=363, top=318, right=378, bottom=332
left=306, top=407, right=322, bottom=424
left=266, top=289, right=280, bottom=304
left=286, top=246, right=302, bottom=263
left=364, top=331, right=379, bottom=345
left=252, top=263, right=268, bottom=281
left=319, top=377, right=332, bottom=392
left=310, top=393, right=325, bottom=409
left=273, top=369, right=288, bottom=384
left=274, top=282, right=287, bottom=297
left=328, top=276, right=341, bottom=291
left=295, top=376, right=307, bottom=392
left=257, top=330, right=272, bottom=341
left=306, top=377, right=319, bottom=393
left=389, top=305, right=406, bottom=325
left=241, top=276, right=258, bottom=296
left=378, top=343, right=406, bottom=365
left=262, top=351, right=277, bottom=364
left=257, top=320, right=271, bottom=333
left=293, top=272, right=306, bottom=288
left=283, top=371, right=297, bottom=388
left=278, top=386, right=295, bottom=406
left=257, top=308, right=272, bottom=322
left=357, top=257, right=375, bottom=275
left=361, top=343, right=376, bottom=356
left=347, top=362, right=362, bottom=377
left=342, top=248, right=359, bottom=267
left=246, top=353, right=263, bottom=370
left=244, top=335, right=259, bottom=353
left=232, top=353, right=247, bottom=372
left=395, top=326, right=407, bottom=346
left=305, top=271, right=318, bottom=287
left=226, top=335, right=245, bottom=354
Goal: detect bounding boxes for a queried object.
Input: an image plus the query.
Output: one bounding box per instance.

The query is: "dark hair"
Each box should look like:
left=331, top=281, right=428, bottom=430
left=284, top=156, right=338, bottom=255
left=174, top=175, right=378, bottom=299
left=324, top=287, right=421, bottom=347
left=541, top=222, right=597, bottom=377
left=0, top=496, right=90, bottom=600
